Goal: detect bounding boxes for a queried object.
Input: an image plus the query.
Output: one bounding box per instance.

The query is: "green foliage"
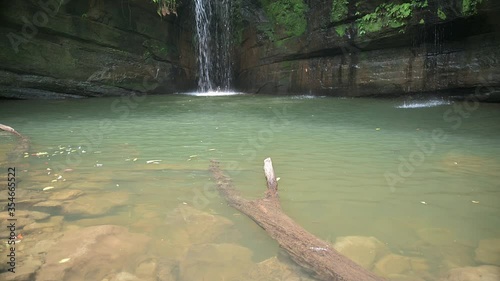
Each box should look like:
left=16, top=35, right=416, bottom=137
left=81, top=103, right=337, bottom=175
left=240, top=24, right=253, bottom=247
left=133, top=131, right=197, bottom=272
left=335, top=24, right=347, bottom=36
left=232, top=0, right=245, bottom=44
left=462, top=0, right=483, bottom=16
left=437, top=8, right=446, bottom=20
left=356, top=0, right=428, bottom=36
left=151, top=0, right=177, bottom=17
left=331, top=0, right=349, bottom=23
left=261, top=0, right=308, bottom=37
left=257, top=22, right=277, bottom=42
left=143, top=39, right=174, bottom=61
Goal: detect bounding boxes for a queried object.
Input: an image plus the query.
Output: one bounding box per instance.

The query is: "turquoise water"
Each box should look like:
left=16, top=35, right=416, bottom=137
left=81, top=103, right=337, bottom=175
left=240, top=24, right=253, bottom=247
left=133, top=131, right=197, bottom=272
left=1, top=94, right=500, bottom=279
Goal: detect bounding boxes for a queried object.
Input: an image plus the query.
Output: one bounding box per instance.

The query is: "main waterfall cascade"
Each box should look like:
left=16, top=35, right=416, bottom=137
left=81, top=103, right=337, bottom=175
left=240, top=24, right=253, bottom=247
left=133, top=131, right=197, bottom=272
left=193, top=0, right=233, bottom=93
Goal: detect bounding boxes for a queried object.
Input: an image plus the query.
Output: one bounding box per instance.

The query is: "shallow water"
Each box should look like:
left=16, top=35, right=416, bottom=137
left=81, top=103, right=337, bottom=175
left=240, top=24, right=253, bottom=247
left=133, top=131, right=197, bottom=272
left=1, top=94, right=500, bottom=280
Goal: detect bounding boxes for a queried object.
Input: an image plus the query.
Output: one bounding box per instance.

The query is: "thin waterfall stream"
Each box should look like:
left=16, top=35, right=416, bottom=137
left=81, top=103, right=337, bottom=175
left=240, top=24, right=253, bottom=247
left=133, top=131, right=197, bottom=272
left=193, top=0, right=232, bottom=92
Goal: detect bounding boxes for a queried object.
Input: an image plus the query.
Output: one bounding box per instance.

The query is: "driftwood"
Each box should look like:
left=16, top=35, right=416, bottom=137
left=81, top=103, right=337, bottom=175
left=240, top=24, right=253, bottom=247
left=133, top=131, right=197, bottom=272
left=210, top=158, right=385, bottom=281
left=0, top=123, right=30, bottom=162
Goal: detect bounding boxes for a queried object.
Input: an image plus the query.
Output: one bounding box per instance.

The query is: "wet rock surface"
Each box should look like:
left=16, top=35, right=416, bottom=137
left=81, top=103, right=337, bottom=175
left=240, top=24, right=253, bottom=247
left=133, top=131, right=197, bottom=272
left=236, top=0, right=500, bottom=99
left=242, top=256, right=316, bottom=281
left=333, top=235, right=390, bottom=269
left=0, top=1, right=196, bottom=99
left=475, top=238, right=500, bottom=265
left=439, top=265, right=500, bottom=281
left=0, top=210, right=51, bottom=238
left=150, top=204, right=234, bottom=259
left=0, top=255, right=43, bottom=281
left=36, top=225, right=150, bottom=281
left=179, top=243, right=254, bottom=281
left=61, top=191, right=129, bottom=216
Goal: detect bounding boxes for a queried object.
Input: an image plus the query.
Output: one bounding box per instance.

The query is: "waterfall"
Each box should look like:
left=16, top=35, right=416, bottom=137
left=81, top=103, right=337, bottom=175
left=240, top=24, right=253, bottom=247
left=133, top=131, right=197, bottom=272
left=193, top=0, right=232, bottom=92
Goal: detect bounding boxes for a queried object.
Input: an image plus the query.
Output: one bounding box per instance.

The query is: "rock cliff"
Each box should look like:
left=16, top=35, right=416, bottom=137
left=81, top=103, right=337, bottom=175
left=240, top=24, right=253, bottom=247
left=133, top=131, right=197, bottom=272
left=0, top=0, right=197, bottom=99
left=1, top=0, right=499, bottom=100
left=235, top=0, right=500, bottom=100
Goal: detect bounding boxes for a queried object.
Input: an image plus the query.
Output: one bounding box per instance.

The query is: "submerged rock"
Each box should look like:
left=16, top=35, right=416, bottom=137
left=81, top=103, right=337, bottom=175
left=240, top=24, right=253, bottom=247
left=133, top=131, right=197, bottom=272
left=374, top=254, right=411, bottom=277
left=433, top=243, right=475, bottom=270
left=0, top=210, right=51, bottom=238
left=105, top=272, right=142, bottom=281
left=49, top=189, right=84, bottom=200
left=0, top=255, right=42, bottom=281
left=333, top=235, right=390, bottom=269
left=242, top=256, right=316, bottom=281
left=135, top=258, right=159, bottom=280
left=475, top=238, right=500, bottom=265
left=36, top=225, right=150, bottom=281
left=34, top=200, right=64, bottom=208
left=22, top=216, right=64, bottom=234
left=439, top=265, right=500, bottom=281
left=417, top=227, right=455, bottom=246
left=61, top=191, right=129, bottom=216
left=179, top=243, right=253, bottom=281
left=151, top=204, right=234, bottom=259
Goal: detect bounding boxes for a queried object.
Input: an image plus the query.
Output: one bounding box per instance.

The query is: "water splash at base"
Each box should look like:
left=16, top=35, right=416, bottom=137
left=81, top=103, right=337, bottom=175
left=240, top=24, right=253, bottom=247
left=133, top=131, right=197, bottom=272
left=178, top=91, right=245, bottom=97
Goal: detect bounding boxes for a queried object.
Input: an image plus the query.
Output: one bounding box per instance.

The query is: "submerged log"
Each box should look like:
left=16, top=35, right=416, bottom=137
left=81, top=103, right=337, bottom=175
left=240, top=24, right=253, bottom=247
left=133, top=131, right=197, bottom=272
left=0, top=123, right=30, bottom=162
left=210, top=158, right=385, bottom=281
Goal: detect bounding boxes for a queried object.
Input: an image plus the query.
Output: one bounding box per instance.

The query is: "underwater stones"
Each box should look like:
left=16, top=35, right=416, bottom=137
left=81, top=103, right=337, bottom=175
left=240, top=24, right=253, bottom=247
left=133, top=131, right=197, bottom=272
left=34, top=190, right=84, bottom=210
left=0, top=210, right=50, bottom=237
left=165, top=204, right=234, bottom=243
left=439, top=265, right=500, bottom=281
left=373, top=255, right=431, bottom=280
left=22, top=216, right=64, bottom=234
left=333, top=235, right=389, bottom=269
left=0, top=255, right=42, bottom=281
left=61, top=191, right=129, bottom=216
left=105, top=272, right=142, bottom=281
left=439, top=244, right=476, bottom=269
left=3, top=210, right=51, bottom=221
left=135, top=259, right=158, bottom=280
left=36, top=225, right=150, bottom=281
left=11, top=188, right=45, bottom=207
left=33, top=200, right=63, bottom=210
left=243, top=256, right=316, bottom=281
left=28, top=238, right=59, bottom=256
left=49, top=189, right=84, bottom=200
left=129, top=204, right=165, bottom=232
left=150, top=205, right=234, bottom=261
left=417, top=227, right=455, bottom=246
left=409, top=257, right=430, bottom=273
left=475, top=238, right=500, bottom=265
left=374, top=254, right=411, bottom=277
left=155, top=258, right=177, bottom=281
left=68, top=180, right=112, bottom=190
left=179, top=243, right=253, bottom=281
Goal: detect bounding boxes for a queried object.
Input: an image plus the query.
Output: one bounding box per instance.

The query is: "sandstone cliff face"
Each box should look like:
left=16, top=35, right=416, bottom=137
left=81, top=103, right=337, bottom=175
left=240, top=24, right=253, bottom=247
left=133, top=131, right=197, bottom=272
left=1, top=0, right=499, bottom=100
left=0, top=0, right=197, bottom=99
left=235, top=0, right=500, bottom=100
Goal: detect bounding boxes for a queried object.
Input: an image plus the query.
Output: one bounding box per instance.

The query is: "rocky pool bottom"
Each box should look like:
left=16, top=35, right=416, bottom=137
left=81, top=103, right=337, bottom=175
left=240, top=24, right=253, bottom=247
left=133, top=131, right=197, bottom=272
left=0, top=194, right=499, bottom=281
left=0, top=94, right=499, bottom=280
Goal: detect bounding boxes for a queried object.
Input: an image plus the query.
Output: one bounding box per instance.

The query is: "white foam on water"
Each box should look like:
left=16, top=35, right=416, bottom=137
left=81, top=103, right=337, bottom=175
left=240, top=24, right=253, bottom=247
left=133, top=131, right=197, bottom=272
left=396, top=99, right=452, bottom=109
left=178, top=91, right=245, bottom=97
left=291, top=95, right=326, bottom=99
